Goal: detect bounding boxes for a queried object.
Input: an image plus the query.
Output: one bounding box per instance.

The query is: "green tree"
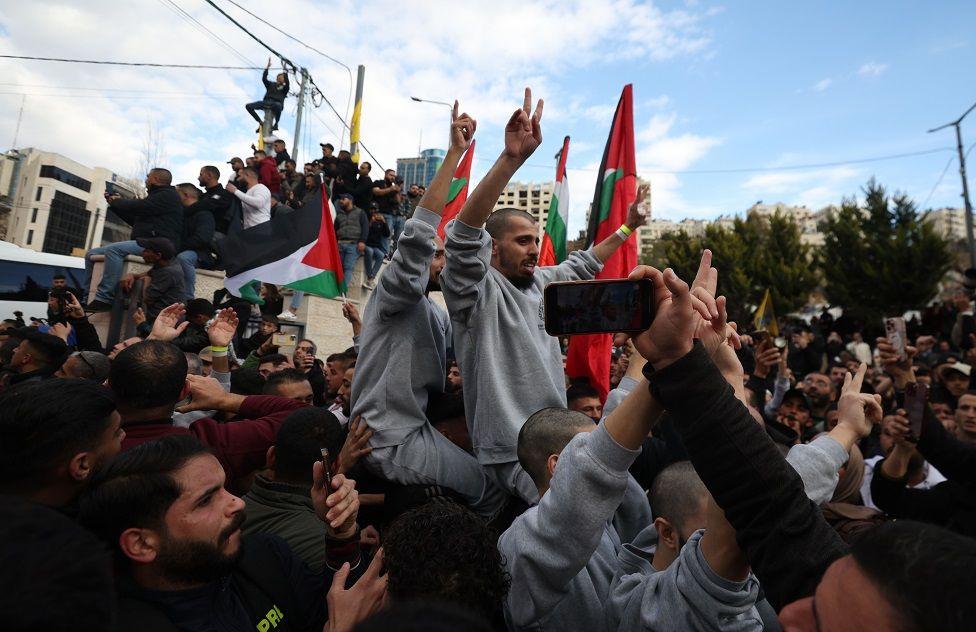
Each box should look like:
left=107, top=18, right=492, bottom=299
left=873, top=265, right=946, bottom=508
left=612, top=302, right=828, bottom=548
left=820, top=179, right=951, bottom=323
left=655, top=211, right=817, bottom=323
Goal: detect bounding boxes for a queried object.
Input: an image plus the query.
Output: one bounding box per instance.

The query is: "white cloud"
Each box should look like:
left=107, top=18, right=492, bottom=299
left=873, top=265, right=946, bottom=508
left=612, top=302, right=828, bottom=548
left=812, top=78, right=832, bottom=92
left=857, top=62, right=888, bottom=77
left=741, top=165, right=861, bottom=209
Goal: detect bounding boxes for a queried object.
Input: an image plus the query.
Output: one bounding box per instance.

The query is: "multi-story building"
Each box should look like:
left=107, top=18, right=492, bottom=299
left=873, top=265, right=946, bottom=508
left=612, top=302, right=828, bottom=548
left=745, top=201, right=826, bottom=246
left=925, top=207, right=968, bottom=241
left=0, top=148, right=141, bottom=256
left=494, top=181, right=554, bottom=231
left=396, top=148, right=446, bottom=189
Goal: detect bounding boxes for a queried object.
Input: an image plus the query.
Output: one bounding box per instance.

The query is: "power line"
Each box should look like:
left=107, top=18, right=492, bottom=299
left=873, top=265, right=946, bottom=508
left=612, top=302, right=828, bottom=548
left=921, top=156, right=956, bottom=210
left=0, top=91, right=243, bottom=100
left=201, top=0, right=298, bottom=73
left=157, top=0, right=256, bottom=67
left=0, top=54, right=262, bottom=70
left=0, top=82, right=246, bottom=96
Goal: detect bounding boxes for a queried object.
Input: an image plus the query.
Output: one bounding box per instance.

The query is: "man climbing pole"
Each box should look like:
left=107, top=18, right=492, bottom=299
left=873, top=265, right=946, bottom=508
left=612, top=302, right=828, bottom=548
left=245, top=57, right=289, bottom=134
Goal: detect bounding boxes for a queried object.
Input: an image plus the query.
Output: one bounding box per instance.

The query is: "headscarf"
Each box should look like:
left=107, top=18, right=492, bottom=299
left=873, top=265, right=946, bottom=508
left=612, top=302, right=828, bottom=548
left=820, top=439, right=883, bottom=521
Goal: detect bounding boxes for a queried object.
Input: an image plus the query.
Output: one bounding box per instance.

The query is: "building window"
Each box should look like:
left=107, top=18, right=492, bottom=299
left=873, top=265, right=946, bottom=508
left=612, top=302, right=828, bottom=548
left=35, top=186, right=42, bottom=201
left=42, top=190, right=90, bottom=255
left=26, top=230, right=33, bottom=245
left=30, top=208, right=37, bottom=223
left=39, top=165, right=92, bottom=193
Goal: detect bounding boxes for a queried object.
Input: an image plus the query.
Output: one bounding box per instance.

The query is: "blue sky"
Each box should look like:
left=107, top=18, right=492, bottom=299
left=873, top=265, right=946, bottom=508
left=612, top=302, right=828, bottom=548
left=0, top=1, right=973, bottom=237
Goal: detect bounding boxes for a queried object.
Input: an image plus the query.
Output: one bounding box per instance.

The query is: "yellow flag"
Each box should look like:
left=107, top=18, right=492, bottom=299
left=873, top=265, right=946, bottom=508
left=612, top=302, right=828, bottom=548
left=752, top=289, right=780, bottom=336
left=349, top=99, right=362, bottom=164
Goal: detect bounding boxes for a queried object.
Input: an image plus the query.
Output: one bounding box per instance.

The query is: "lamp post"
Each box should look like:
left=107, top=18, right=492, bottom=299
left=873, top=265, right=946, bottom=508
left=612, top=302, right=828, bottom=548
left=929, top=101, right=976, bottom=269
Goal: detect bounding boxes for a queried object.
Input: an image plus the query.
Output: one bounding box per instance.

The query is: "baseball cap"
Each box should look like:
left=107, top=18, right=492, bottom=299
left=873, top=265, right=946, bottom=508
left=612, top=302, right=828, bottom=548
left=227, top=156, right=243, bottom=165
left=136, top=237, right=176, bottom=260
left=337, top=193, right=353, bottom=201
left=781, top=388, right=812, bottom=411
left=942, top=362, right=972, bottom=378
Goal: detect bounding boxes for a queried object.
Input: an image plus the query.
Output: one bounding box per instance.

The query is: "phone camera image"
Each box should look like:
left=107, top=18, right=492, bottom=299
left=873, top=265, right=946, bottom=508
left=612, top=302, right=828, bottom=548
left=544, top=279, right=653, bottom=337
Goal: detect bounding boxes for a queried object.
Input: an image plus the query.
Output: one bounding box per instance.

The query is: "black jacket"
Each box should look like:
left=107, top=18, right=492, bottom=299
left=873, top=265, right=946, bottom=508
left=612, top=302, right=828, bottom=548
left=261, top=69, right=289, bottom=105
left=172, top=322, right=210, bottom=354
left=182, top=201, right=216, bottom=267
left=110, top=185, right=183, bottom=250
left=647, top=342, right=847, bottom=611
left=202, top=184, right=234, bottom=235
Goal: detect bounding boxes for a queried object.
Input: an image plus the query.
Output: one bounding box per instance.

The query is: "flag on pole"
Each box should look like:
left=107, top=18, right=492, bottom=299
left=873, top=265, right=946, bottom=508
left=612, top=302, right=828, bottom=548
left=437, top=139, right=476, bottom=238
left=539, top=136, right=570, bottom=267
left=752, top=288, right=780, bottom=336
left=349, top=96, right=363, bottom=164
left=219, top=184, right=346, bottom=301
left=565, top=85, right=637, bottom=400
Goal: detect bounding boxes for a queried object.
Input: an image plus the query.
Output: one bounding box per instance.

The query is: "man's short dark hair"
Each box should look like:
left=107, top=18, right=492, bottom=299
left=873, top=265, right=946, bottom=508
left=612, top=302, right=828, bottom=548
left=327, top=351, right=357, bottom=370
left=517, top=407, right=591, bottom=488
left=0, top=497, right=115, bottom=631
left=648, top=461, right=709, bottom=534
left=360, top=161, right=371, bottom=172
left=384, top=502, right=510, bottom=622
left=18, top=329, right=68, bottom=367
left=186, top=298, right=214, bottom=319
left=566, top=382, right=601, bottom=405
left=149, top=168, right=173, bottom=185
left=272, top=408, right=344, bottom=484
left=80, top=435, right=210, bottom=565
left=254, top=150, right=267, bottom=159
left=297, top=338, right=317, bottom=354
left=284, top=159, right=296, bottom=169
left=261, top=314, right=280, bottom=327
left=52, top=273, right=66, bottom=280
left=353, top=601, right=492, bottom=632
left=110, top=340, right=187, bottom=409
left=850, top=520, right=976, bottom=630
left=263, top=368, right=310, bottom=395
left=485, top=208, right=536, bottom=240
left=242, top=167, right=258, bottom=180
left=176, top=183, right=201, bottom=199
left=68, top=350, right=111, bottom=382
left=0, top=378, right=116, bottom=493
left=259, top=353, right=289, bottom=366
left=230, top=367, right=265, bottom=395
left=202, top=165, right=220, bottom=180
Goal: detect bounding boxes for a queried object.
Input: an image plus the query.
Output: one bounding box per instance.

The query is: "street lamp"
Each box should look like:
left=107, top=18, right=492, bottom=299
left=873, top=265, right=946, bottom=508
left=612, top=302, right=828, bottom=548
left=410, top=96, right=452, bottom=109
left=929, top=100, right=976, bottom=269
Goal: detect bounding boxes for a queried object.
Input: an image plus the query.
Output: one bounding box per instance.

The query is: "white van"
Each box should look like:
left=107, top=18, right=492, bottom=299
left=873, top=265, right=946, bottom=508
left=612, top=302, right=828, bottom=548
left=0, top=241, right=86, bottom=322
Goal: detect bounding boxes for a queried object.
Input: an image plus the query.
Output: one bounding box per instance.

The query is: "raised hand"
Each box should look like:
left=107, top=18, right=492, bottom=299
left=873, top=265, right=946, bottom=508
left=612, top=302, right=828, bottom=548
left=50, top=322, right=72, bottom=342
left=450, top=100, right=477, bottom=152
left=753, top=342, right=782, bottom=378
left=64, top=292, right=86, bottom=319
left=876, top=336, right=916, bottom=389
left=147, top=303, right=188, bottom=341
left=836, top=363, right=884, bottom=438
left=629, top=265, right=715, bottom=370
left=208, top=307, right=238, bottom=348
left=502, top=87, right=544, bottom=164
left=175, top=374, right=237, bottom=413
left=626, top=182, right=650, bottom=230
left=312, top=467, right=359, bottom=537
left=325, top=549, right=387, bottom=632
left=337, top=416, right=374, bottom=475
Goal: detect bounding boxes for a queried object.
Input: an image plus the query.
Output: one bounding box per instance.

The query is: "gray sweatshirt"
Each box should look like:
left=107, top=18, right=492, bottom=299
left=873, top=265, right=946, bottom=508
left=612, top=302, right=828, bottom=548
left=351, top=207, right=451, bottom=447
left=441, top=218, right=603, bottom=464
left=606, top=528, right=764, bottom=631
left=785, top=434, right=849, bottom=505
left=499, top=422, right=640, bottom=631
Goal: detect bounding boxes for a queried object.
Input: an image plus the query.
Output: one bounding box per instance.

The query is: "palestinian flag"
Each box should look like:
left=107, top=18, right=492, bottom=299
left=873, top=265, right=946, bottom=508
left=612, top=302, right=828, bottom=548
left=565, top=85, right=637, bottom=401
left=220, top=185, right=345, bottom=301
left=437, top=139, right=475, bottom=238
left=539, top=136, right=570, bottom=267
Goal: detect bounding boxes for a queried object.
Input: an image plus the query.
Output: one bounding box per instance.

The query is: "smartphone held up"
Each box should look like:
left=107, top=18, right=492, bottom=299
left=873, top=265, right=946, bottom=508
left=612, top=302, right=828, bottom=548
left=884, top=317, right=907, bottom=362
left=544, top=279, right=654, bottom=337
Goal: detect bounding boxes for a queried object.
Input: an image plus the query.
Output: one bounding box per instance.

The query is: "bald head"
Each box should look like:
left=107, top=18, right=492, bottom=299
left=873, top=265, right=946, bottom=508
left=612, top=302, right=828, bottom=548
left=517, top=407, right=593, bottom=490
left=148, top=168, right=172, bottom=186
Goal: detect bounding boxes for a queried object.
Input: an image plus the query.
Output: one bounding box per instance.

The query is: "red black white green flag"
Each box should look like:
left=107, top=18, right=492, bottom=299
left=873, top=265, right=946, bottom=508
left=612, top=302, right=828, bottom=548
left=220, top=183, right=346, bottom=301
left=565, top=84, right=638, bottom=399
left=539, top=136, right=570, bottom=267
left=437, top=139, right=475, bottom=238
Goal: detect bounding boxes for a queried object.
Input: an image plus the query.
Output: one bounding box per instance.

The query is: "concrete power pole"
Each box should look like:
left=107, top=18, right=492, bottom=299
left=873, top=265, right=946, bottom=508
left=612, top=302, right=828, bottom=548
left=349, top=65, right=366, bottom=163
left=292, top=68, right=309, bottom=165
left=929, top=100, right=976, bottom=269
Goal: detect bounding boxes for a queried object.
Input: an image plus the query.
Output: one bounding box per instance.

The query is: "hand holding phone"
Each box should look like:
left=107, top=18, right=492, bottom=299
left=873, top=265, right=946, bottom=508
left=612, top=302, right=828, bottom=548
left=904, top=382, right=928, bottom=443
left=884, top=317, right=907, bottom=362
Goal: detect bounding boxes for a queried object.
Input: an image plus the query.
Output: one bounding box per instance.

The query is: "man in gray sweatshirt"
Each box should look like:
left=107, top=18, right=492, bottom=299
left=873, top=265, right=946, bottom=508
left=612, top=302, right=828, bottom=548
left=351, top=106, right=506, bottom=519
left=440, top=87, right=647, bottom=501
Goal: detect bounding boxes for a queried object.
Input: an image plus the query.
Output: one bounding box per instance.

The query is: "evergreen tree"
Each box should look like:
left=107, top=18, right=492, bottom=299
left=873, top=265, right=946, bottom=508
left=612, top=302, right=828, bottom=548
left=821, top=179, right=951, bottom=324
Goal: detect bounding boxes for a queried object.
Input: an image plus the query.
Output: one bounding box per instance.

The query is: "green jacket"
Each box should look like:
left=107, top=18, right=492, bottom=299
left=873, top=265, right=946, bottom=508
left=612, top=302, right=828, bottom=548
left=242, top=475, right=327, bottom=572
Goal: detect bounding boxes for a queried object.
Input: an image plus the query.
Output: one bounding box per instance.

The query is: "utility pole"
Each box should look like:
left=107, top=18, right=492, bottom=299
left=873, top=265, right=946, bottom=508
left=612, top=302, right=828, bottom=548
left=349, top=65, right=366, bottom=163
left=929, top=100, right=976, bottom=269
left=292, top=67, right=309, bottom=165
left=11, top=94, right=25, bottom=148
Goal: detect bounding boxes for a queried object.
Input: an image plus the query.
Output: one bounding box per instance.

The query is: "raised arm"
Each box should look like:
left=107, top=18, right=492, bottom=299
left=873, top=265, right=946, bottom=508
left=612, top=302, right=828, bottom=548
left=591, top=182, right=648, bottom=264
left=418, top=101, right=474, bottom=216
left=457, top=87, right=543, bottom=228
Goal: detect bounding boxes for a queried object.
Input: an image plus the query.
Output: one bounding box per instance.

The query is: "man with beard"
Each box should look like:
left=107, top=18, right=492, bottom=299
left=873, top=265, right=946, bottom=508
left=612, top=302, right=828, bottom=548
left=79, top=434, right=367, bottom=631
left=800, top=371, right=835, bottom=428
left=954, top=391, right=976, bottom=443
left=0, top=378, right=124, bottom=509
left=350, top=105, right=506, bottom=518
left=332, top=367, right=355, bottom=425
left=440, top=88, right=646, bottom=501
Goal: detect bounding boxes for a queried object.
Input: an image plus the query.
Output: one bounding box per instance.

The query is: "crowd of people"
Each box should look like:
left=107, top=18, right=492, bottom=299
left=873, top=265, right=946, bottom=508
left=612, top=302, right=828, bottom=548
left=2, top=86, right=976, bottom=632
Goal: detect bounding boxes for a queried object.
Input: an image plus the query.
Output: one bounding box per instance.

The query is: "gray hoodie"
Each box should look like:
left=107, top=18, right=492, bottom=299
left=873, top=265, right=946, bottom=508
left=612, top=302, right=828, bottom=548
left=498, top=422, right=641, bottom=631
left=607, top=527, right=764, bottom=631
left=440, top=218, right=603, bottom=465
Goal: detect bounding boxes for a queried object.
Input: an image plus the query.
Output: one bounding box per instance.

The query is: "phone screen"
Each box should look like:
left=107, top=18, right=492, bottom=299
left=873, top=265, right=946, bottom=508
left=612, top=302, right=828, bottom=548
left=884, top=317, right=907, bottom=361
left=544, top=279, right=653, bottom=336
